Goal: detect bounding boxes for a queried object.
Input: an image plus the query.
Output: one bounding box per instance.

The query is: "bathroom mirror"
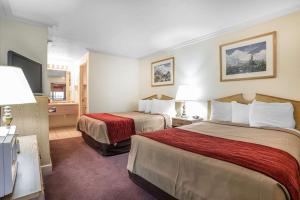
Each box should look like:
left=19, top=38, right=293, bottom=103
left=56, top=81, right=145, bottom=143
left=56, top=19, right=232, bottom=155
left=47, top=69, right=71, bottom=102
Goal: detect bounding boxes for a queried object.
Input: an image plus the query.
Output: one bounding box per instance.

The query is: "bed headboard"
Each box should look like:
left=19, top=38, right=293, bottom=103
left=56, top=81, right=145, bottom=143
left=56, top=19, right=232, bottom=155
left=142, top=95, right=159, bottom=100
left=207, top=93, right=300, bottom=130
left=142, top=94, right=174, bottom=100
left=255, top=94, right=300, bottom=131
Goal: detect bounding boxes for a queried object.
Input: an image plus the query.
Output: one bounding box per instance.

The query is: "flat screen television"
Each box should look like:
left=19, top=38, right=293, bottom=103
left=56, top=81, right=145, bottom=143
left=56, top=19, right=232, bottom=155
left=7, top=51, right=43, bottom=94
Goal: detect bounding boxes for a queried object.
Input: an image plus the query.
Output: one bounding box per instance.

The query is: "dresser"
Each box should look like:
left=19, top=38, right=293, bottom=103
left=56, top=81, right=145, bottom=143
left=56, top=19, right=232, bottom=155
left=3, top=135, right=44, bottom=200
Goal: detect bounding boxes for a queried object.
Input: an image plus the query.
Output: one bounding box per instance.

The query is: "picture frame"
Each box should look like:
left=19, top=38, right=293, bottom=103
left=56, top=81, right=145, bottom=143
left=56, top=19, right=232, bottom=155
left=220, top=31, right=276, bottom=82
left=151, top=57, right=175, bottom=87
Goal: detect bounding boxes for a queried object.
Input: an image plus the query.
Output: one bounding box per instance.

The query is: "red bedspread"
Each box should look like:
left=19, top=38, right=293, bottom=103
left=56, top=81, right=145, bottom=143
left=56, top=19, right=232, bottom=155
left=142, top=128, right=300, bottom=200
left=85, top=113, right=135, bottom=144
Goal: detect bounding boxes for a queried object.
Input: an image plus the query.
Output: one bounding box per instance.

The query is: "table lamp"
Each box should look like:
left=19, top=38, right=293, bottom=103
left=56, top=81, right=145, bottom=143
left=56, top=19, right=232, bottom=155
left=0, top=66, right=36, bottom=132
left=175, top=85, right=199, bottom=118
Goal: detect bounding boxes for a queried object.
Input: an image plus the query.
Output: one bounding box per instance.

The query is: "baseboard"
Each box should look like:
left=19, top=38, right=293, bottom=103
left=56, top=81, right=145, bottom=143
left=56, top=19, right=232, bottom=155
left=41, top=163, right=53, bottom=176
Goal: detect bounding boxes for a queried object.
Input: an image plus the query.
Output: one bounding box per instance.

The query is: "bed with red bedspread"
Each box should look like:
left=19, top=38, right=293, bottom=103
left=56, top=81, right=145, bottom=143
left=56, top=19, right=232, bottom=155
left=77, top=112, right=171, bottom=155
left=128, top=121, right=300, bottom=200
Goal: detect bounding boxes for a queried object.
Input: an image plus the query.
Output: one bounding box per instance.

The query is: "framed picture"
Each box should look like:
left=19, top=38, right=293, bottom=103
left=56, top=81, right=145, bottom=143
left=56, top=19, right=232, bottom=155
left=151, top=57, right=175, bottom=87
left=220, top=31, right=276, bottom=82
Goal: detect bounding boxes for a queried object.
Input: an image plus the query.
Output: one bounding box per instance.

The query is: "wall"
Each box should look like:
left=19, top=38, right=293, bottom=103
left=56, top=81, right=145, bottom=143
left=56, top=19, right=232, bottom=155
left=47, top=77, right=66, bottom=84
left=139, top=10, right=300, bottom=117
left=0, top=17, right=49, bottom=95
left=70, top=64, right=80, bottom=102
left=88, top=51, right=139, bottom=113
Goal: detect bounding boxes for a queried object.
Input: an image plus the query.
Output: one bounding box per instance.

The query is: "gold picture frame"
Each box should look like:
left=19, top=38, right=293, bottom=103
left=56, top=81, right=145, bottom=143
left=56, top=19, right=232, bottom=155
left=220, top=31, right=277, bottom=82
left=151, top=57, right=175, bottom=87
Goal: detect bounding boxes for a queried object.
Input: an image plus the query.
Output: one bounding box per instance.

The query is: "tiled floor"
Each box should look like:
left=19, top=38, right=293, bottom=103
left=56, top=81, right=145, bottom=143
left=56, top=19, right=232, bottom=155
left=49, top=126, right=81, bottom=140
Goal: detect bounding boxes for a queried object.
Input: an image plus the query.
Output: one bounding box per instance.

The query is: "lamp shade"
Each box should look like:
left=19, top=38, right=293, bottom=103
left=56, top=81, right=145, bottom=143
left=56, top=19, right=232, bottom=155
left=175, top=85, right=200, bottom=101
left=0, top=66, right=36, bottom=105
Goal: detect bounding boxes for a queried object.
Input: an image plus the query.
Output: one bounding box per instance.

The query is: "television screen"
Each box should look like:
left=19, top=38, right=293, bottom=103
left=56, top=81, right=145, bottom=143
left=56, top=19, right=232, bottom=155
left=7, top=51, right=43, bottom=94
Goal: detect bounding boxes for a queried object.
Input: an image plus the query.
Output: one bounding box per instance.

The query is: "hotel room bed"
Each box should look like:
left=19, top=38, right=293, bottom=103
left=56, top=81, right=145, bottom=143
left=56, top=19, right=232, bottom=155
left=78, top=111, right=171, bottom=143
left=77, top=94, right=175, bottom=155
left=127, top=94, right=300, bottom=200
left=78, top=111, right=171, bottom=155
left=77, top=112, right=171, bottom=155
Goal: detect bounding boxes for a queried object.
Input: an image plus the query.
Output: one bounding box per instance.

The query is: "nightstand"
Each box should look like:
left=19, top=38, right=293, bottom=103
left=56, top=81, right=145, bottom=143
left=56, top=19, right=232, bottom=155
left=172, top=117, right=203, bottom=127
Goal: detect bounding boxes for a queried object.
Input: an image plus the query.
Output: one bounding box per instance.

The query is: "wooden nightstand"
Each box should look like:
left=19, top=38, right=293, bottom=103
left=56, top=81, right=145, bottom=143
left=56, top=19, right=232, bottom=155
left=172, top=117, right=203, bottom=127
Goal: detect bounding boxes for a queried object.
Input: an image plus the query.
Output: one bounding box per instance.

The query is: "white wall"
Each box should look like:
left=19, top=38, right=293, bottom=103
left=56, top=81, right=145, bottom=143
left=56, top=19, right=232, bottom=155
left=139, top=11, right=300, bottom=116
left=70, top=64, right=80, bottom=102
left=0, top=17, right=48, bottom=95
left=88, top=51, right=139, bottom=113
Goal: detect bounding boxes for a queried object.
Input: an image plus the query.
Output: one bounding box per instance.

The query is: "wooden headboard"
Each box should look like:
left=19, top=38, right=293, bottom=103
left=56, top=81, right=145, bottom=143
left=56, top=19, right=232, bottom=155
left=142, top=94, right=174, bottom=100
left=142, top=95, right=159, bottom=100
left=207, top=93, right=300, bottom=130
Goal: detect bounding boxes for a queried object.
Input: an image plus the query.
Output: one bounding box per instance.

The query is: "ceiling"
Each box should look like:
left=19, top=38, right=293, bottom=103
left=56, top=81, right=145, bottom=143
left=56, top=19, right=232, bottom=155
left=1, top=0, right=300, bottom=62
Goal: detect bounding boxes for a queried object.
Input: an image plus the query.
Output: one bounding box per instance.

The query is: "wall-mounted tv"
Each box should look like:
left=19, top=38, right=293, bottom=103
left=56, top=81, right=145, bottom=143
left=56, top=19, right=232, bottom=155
left=7, top=51, right=43, bottom=94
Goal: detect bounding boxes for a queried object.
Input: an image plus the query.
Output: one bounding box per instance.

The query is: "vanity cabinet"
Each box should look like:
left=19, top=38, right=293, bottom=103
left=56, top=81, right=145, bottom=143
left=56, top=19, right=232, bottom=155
left=48, top=103, right=79, bottom=128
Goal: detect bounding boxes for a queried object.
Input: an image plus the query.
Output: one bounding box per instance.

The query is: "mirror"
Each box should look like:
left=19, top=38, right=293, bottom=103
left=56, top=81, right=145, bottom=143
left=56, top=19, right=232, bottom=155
left=47, top=70, right=71, bottom=102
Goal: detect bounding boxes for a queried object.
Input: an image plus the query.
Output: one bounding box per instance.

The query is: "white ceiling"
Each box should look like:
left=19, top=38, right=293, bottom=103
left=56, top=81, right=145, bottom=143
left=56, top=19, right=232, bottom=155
left=1, top=0, right=300, bottom=61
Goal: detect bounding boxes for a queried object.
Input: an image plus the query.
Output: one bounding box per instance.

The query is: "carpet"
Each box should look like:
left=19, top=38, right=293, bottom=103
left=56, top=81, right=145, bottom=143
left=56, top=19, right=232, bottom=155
left=44, top=137, right=155, bottom=200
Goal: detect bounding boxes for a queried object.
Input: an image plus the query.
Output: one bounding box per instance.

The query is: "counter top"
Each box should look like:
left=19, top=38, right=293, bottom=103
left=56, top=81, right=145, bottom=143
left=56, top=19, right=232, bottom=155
left=48, top=102, right=78, bottom=106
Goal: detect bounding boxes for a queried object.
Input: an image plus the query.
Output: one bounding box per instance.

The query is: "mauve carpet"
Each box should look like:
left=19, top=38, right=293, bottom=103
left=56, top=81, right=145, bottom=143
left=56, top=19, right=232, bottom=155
left=44, top=137, right=156, bottom=200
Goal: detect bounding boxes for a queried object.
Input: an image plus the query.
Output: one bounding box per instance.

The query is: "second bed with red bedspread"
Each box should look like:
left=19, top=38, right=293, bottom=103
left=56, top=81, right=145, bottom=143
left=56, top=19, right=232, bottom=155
left=128, top=121, right=300, bottom=200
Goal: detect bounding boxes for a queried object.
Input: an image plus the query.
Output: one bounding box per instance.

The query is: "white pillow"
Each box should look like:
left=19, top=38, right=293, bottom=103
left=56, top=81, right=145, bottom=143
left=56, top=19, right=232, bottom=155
left=138, top=100, right=148, bottom=112
left=210, top=100, right=232, bottom=122
left=232, top=102, right=250, bottom=124
left=249, top=100, right=295, bottom=129
left=144, top=100, right=152, bottom=113
left=150, top=99, right=176, bottom=116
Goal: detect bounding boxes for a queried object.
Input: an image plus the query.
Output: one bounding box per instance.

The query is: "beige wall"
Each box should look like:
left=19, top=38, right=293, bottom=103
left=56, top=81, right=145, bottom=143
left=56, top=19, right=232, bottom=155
left=0, top=17, right=49, bottom=95
left=139, top=11, right=300, bottom=106
left=88, top=51, right=139, bottom=113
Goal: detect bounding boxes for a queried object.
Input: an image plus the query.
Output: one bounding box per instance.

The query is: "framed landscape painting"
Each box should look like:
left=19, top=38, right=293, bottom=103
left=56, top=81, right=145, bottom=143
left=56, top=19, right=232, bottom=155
left=220, top=32, right=276, bottom=82
left=151, top=57, right=175, bottom=87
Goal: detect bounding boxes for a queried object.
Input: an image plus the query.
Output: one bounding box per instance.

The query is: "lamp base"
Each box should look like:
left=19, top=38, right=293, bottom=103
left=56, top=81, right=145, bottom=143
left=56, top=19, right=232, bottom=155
left=2, top=106, right=13, bottom=126
left=181, top=101, right=187, bottom=118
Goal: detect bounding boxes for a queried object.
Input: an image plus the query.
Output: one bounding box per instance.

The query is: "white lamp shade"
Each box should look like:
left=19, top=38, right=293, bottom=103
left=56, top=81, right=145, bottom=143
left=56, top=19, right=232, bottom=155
left=0, top=66, right=36, bottom=105
left=175, top=85, right=200, bottom=101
